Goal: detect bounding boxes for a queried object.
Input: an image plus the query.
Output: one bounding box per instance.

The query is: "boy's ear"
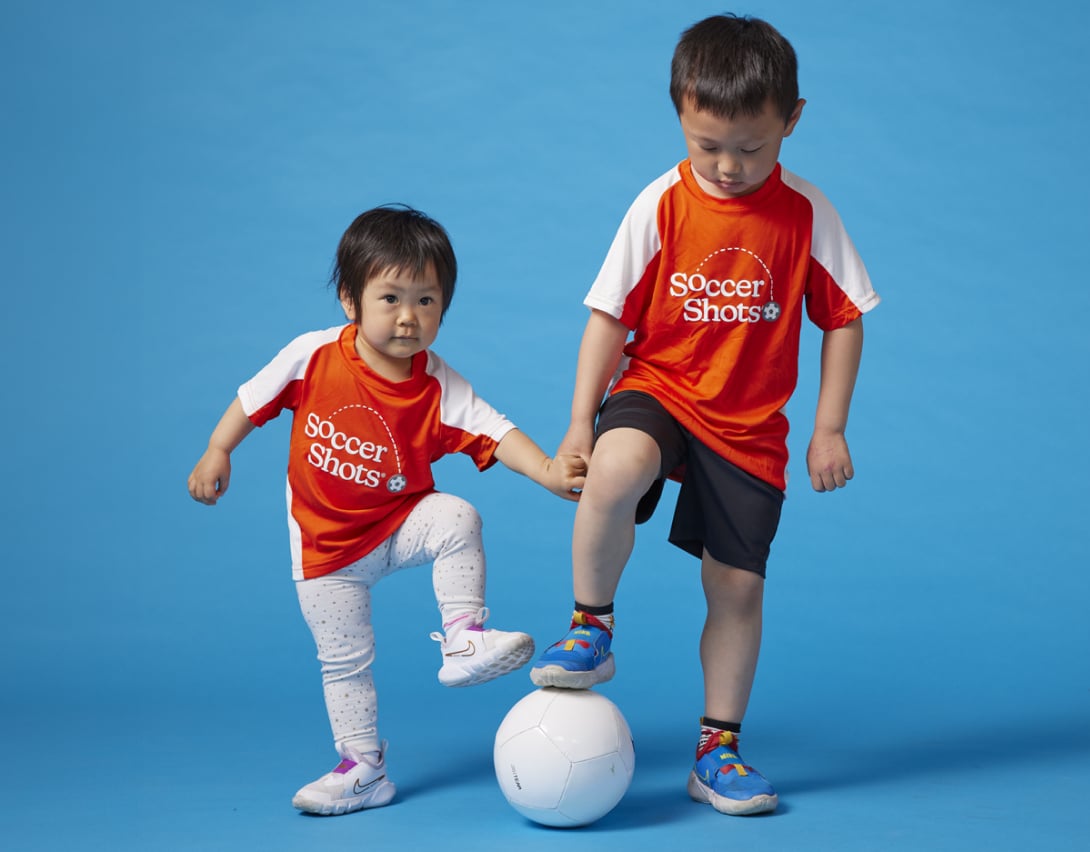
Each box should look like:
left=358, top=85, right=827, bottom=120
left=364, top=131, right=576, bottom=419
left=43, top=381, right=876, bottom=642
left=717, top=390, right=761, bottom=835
left=784, top=98, right=806, bottom=137
left=340, top=293, right=358, bottom=322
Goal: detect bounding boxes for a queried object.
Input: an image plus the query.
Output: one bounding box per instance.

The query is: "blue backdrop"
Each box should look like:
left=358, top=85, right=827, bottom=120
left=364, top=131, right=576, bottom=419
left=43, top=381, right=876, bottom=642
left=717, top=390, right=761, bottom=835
left=4, top=1, right=1088, bottom=849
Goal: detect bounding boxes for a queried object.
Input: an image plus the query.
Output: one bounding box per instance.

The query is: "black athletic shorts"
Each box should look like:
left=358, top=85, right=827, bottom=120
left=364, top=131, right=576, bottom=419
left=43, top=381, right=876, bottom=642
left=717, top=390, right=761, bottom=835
left=595, top=390, right=784, bottom=577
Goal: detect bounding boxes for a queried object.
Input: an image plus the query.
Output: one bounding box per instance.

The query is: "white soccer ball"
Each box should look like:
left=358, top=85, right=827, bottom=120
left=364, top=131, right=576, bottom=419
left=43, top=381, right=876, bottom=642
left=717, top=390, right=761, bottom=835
left=494, top=687, right=635, bottom=827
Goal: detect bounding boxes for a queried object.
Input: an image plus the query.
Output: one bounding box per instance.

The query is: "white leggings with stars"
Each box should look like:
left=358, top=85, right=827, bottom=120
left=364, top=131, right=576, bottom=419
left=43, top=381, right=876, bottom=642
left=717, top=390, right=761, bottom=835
left=295, top=492, right=486, bottom=757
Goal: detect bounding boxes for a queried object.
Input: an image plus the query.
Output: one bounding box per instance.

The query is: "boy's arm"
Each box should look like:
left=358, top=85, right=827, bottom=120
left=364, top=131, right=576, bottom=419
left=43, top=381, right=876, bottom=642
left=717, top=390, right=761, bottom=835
left=807, top=317, right=864, bottom=492
left=492, top=429, right=587, bottom=502
left=558, top=309, right=630, bottom=463
left=188, top=397, right=256, bottom=505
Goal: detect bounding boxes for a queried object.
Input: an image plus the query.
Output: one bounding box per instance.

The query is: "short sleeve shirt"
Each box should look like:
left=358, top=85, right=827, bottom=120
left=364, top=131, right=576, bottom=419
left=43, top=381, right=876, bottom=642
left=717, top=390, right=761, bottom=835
left=586, top=162, right=879, bottom=490
left=238, top=324, right=516, bottom=579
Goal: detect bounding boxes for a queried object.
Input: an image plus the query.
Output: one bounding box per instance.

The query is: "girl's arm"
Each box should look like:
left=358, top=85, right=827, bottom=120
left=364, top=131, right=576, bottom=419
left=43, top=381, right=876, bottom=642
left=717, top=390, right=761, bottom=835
left=557, top=309, right=630, bottom=463
left=188, top=397, right=256, bottom=505
left=807, top=317, right=864, bottom=492
left=493, top=429, right=587, bottom=502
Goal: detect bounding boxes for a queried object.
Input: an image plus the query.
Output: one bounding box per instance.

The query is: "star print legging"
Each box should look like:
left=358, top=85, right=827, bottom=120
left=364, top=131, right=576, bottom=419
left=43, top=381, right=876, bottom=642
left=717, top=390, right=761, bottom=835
left=295, top=492, right=487, bottom=757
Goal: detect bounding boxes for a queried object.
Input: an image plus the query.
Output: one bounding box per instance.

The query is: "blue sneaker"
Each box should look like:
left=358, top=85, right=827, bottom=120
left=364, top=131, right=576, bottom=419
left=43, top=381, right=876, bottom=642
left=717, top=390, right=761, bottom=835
left=529, top=611, right=615, bottom=688
left=687, top=730, right=778, bottom=815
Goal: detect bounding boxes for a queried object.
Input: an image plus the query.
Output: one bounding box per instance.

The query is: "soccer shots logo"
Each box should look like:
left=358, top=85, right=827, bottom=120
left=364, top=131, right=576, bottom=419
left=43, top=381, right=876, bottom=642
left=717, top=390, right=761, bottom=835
left=669, top=246, right=780, bottom=324
left=303, top=406, right=407, bottom=492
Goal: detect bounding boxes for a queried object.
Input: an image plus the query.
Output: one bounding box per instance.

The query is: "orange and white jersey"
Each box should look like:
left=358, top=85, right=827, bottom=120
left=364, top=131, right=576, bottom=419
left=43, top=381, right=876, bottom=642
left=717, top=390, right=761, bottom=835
left=587, top=161, right=880, bottom=491
left=238, top=324, right=516, bottom=580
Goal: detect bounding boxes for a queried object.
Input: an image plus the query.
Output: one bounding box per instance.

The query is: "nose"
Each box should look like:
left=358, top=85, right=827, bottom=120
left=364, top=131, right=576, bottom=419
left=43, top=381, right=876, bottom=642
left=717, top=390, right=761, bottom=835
left=397, top=304, right=417, bottom=326
left=717, top=153, right=741, bottom=178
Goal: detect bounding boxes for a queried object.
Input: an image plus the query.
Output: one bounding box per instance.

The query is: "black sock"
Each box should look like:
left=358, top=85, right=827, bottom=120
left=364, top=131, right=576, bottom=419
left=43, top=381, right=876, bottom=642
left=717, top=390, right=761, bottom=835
left=700, top=717, right=741, bottom=734
left=574, top=601, right=614, bottom=616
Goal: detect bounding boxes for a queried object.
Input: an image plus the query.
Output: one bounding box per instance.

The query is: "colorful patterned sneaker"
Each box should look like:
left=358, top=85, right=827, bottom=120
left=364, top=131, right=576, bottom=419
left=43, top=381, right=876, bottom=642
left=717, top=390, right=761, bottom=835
left=292, top=742, right=397, bottom=816
left=529, top=611, right=615, bottom=689
left=687, top=730, right=778, bottom=815
left=431, top=607, right=535, bottom=687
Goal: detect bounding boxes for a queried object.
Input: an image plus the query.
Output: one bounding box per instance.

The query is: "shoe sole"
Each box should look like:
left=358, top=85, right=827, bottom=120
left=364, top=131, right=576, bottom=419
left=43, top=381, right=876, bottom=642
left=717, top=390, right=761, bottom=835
left=438, top=637, right=535, bottom=687
left=292, top=778, right=397, bottom=816
left=529, top=653, right=615, bottom=689
left=686, top=771, right=778, bottom=816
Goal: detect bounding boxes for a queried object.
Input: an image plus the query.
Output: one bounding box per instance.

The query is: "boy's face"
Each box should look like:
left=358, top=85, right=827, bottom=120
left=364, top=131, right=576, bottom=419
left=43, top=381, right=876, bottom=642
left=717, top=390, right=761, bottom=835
left=679, top=96, right=804, bottom=199
left=340, top=265, right=443, bottom=380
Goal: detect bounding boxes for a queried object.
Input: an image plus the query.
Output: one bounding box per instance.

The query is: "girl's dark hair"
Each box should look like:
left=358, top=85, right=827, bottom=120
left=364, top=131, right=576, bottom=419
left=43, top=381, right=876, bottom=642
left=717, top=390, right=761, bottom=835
left=332, top=205, right=457, bottom=320
left=669, top=14, right=799, bottom=122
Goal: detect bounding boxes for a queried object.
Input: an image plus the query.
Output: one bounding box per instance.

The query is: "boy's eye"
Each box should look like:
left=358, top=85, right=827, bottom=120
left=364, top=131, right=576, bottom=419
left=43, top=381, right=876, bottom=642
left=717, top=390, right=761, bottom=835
left=381, top=294, right=398, bottom=304
left=419, top=296, right=435, bottom=306
left=740, top=146, right=763, bottom=154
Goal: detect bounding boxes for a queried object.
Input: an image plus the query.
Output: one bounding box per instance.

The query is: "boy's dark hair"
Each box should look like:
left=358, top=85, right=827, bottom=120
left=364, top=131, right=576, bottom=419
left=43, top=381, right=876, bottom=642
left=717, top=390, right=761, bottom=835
left=669, top=14, right=799, bottom=123
left=332, top=204, right=457, bottom=320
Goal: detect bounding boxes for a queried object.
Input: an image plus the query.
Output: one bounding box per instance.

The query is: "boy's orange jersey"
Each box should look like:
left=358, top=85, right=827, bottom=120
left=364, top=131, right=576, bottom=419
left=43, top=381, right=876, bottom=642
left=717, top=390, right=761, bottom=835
left=587, top=162, right=879, bottom=490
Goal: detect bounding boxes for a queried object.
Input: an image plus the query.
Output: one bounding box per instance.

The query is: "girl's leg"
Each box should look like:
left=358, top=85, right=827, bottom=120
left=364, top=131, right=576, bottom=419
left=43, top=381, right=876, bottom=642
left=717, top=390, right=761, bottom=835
left=295, top=564, right=384, bottom=756
left=293, top=554, right=397, bottom=815
left=390, top=491, right=534, bottom=686
left=388, top=491, right=487, bottom=627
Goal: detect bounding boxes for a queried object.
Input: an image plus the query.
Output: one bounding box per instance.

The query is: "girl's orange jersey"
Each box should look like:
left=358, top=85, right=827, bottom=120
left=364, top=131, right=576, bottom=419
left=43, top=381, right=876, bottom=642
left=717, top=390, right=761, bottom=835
left=239, top=325, right=515, bottom=580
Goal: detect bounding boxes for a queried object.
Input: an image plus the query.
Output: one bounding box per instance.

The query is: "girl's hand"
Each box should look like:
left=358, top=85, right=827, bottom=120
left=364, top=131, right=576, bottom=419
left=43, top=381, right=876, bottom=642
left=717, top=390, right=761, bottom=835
left=541, top=452, right=588, bottom=502
left=188, top=447, right=233, bottom=505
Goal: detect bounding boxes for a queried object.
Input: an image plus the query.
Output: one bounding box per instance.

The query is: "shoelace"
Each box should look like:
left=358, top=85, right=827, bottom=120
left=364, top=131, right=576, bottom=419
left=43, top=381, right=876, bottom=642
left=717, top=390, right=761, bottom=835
left=570, top=610, right=614, bottom=634
left=546, top=610, right=613, bottom=652
left=431, top=607, right=489, bottom=646
left=696, top=730, right=750, bottom=777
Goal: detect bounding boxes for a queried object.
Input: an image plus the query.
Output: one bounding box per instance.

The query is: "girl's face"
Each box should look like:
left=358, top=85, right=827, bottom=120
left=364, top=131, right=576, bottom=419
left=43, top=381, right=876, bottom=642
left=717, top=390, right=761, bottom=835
left=341, top=265, right=443, bottom=381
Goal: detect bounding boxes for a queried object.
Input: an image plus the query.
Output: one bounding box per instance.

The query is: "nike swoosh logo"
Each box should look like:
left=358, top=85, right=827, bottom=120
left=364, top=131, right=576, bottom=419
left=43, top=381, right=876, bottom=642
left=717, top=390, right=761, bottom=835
left=353, top=775, right=386, bottom=795
left=445, top=639, right=476, bottom=658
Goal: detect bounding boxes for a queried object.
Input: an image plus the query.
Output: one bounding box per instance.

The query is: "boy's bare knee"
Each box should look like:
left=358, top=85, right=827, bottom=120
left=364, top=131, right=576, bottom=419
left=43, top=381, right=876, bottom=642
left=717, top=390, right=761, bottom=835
left=586, top=428, right=661, bottom=501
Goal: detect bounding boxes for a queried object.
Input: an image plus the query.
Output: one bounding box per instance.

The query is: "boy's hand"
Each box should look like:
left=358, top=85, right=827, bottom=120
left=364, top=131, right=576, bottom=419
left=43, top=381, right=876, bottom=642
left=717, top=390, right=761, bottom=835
left=557, top=421, right=596, bottom=469
left=806, top=429, right=854, bottom=492
left=188, top=447, right=233, bottom=505
left=540, top=452, right=588, bottom=502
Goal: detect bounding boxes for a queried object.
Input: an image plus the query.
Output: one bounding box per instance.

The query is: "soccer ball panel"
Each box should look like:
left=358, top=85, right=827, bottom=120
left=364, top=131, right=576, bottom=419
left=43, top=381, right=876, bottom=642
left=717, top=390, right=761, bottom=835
left=540, top=691, right=629, bottom=762
left=493, top=727, right=570, bottom=810
left=557, top=752, right=634, bottom=824
left=494, top=688, right=635, bottom=827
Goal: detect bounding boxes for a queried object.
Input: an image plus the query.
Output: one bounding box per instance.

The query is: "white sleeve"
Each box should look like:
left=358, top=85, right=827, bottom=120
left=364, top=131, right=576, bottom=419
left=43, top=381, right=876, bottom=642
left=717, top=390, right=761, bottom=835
left=237, top=326, right=342, bottom=418
left=780, top=169, right=879, bottom=314
left=426, top=352, right=518, bottom=443
left=583, top=167, right=677, bottom=321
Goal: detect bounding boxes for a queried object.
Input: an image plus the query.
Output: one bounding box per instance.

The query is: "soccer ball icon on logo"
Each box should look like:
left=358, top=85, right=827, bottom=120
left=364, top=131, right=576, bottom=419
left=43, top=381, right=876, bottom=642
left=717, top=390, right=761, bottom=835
left=386, top=473, right=407, bottom=493
left=761, top=301, right=781, bottom=322
left=494, top=688, right=635, bottom=827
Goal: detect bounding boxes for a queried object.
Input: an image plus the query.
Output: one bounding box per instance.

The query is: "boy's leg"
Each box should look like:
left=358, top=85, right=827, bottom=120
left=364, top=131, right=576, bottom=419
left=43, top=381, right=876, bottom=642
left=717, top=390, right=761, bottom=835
left=530, top=426, right=662, bottom=688
left=392, top=492, right=534, bottom=687
left=686, top=554, right=777, bottom=815
left=670, top=440, right=783, bottom=816
left=700, top=556, right=764, bottom=723
left=573, top=427, right=662, bottom=605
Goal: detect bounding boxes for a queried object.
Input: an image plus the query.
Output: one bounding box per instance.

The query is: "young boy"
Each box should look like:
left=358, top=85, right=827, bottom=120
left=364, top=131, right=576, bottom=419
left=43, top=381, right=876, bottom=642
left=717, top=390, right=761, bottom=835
left=188, top=205, right=585, bottom=815
left=529, top=14, right=879, bottom=816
